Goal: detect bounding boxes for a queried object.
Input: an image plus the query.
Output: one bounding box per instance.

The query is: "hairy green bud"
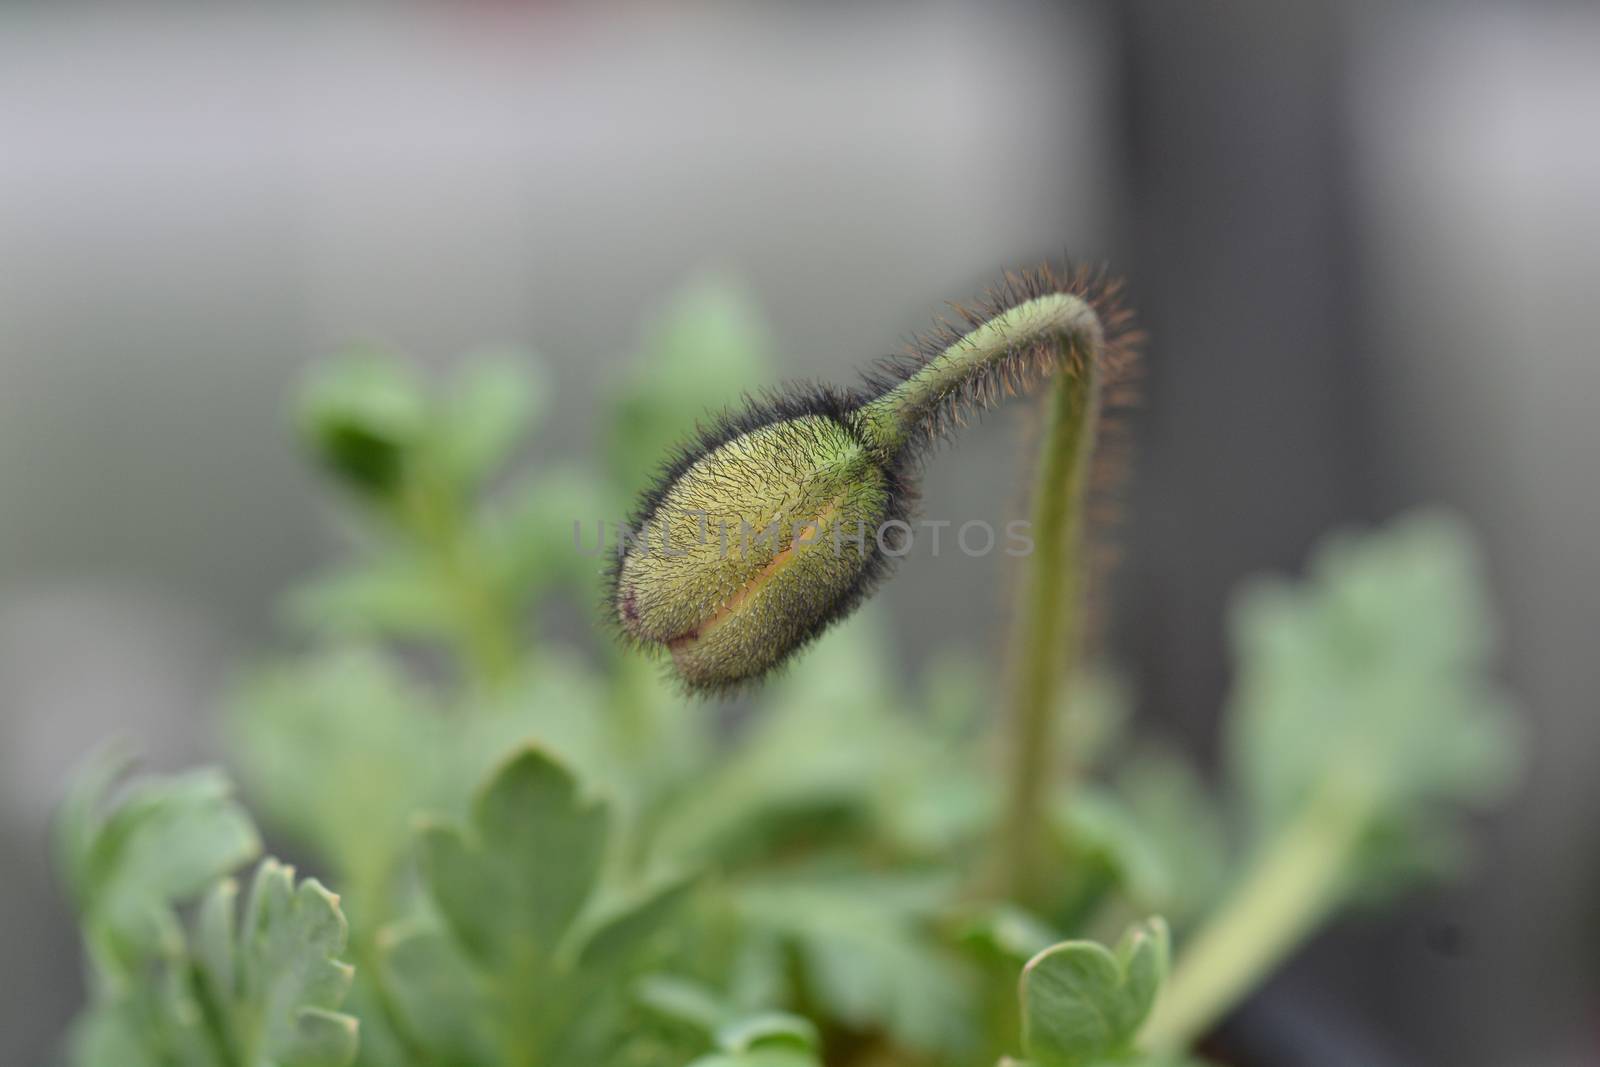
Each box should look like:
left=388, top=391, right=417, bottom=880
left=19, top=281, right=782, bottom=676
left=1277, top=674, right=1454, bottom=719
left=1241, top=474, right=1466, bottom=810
left=610, top=266, right=1137, bottom=694
left=616, top=411, right=893, bottom=691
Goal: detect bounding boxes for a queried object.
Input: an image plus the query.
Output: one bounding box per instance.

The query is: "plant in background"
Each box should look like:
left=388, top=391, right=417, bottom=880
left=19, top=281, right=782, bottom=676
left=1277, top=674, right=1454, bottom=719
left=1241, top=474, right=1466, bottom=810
left=55, top=268, right=1517, bottom=1067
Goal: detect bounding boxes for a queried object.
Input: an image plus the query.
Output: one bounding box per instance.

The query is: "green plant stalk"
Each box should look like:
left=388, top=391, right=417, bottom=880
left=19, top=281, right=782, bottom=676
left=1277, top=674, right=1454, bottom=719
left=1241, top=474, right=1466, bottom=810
left=1000, top=356, right=1100, bottom=905
left=400, top=474, right=519, bottom=691
left=853, top=296, right=1104, bottom=460
left=1139, top=777, right=1374, bottom=1052
left=855, top=292, right=1109, bottom=907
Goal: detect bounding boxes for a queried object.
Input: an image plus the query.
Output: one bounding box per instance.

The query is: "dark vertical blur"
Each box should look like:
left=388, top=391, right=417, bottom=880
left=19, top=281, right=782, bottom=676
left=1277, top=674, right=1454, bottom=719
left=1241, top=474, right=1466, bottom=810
left=1112, top=0, right=1375, bottom=753
left=1112, top=3, right=1600, bottom=1065
left=1109, top=0, right=1394, bottom=1055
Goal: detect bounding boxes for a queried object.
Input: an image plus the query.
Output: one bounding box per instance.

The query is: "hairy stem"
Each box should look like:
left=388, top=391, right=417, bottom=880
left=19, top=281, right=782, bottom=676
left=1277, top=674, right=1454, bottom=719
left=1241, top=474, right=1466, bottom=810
left=853, top=293, right=1103, bottom=462
left=1000, top=352, right=1100, bottom=905
left=852, top=292, right=1109, bottom=906
left=1140, top=778, right=1372, bottom=1052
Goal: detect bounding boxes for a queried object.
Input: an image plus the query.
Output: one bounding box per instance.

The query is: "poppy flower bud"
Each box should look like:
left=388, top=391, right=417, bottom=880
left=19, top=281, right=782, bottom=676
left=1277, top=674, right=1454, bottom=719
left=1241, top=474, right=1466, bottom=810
left=614, top=396, right=898, bottom=693
left=611, top=266, right=1136, bottom=694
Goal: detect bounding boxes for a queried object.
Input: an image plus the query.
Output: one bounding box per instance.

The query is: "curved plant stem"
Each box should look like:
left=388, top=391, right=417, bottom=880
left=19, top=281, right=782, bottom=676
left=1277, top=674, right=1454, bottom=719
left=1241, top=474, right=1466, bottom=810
left=1000, top=344, right=1100, bottom=906
left=1139, top=778, right=1373, bottom=1052
left=854, top=294, right=1104, bottom=464
left=856, top=292, right=1109, bottom=908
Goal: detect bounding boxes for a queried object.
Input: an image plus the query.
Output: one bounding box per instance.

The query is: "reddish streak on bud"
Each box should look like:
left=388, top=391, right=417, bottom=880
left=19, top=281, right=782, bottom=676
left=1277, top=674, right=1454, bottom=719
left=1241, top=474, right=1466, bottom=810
left=661, top=499, right=843, bottom=664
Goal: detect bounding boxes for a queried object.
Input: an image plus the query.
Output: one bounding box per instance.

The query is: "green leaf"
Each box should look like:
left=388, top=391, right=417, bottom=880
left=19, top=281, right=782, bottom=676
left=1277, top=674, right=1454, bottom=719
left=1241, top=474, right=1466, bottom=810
left=55, top=743, right=139, bottom=910
left=735, top=872, right=977, bottom=1054
left=339, top=980, right=414, bottom=1067
left=193, top=859, right=360, bottom=1067
left=484, top=465, right=620, bottom=603
left=714, top=1012, right=819, bottom=1054
left=59, top=756, right=261, bottom=973
left=416, top=746, right=608, bottom=975
left=1018, top=917, right=1169, bottom=1067
left=1225, top=509, right=1520, bottom=894
left=1054, top=667, right=1135, bottom=775
left=57, top=755, right=285, bottom=1067
left=405, top=748, right=709, bottom=1067
left=575, top=876, right=694, bottom=972
left=1111, top=752, right=1227, bottom=923
left=636, top=975, right=731, bottom=1037
left=952, top=903, right=1060, bottom=966
left=373, top=919, right=495, bottom=1066
left=881, top=649, right=997, bottom=855
left=1055, top=752, right=1225, bottom=926
left=685, top=1009, right=823, bottom=1067
left=68, top=1003, right=166, bottom=1067
left=650, top=610, right=931, bottom=868
left=455, top=651, right=617, bottom=796
left=436, top=353, right=548, bottom=486
left=227, top=649, right=448, bottom=907
left=298, top=353, right=427, bottom=497
left=286, top=554, right=453, bottom=640
left=688, top=1052, right=820, bottom=1067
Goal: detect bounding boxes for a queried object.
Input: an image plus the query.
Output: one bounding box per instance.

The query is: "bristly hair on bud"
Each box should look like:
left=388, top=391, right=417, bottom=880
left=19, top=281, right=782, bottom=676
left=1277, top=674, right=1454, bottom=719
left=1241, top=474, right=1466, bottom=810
left=606, top=263, right=1141, bottom=696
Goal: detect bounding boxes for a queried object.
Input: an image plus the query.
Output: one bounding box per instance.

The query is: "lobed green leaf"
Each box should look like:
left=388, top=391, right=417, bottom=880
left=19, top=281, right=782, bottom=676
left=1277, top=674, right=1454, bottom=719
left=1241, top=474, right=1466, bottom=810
left=194, top=859, right=360, bottom=1067
left=1226, top=510, right=1520, bottom=894
left=1018, top=917, right=1169, bottom=1067
left=417, top=746, right=608, bottom=974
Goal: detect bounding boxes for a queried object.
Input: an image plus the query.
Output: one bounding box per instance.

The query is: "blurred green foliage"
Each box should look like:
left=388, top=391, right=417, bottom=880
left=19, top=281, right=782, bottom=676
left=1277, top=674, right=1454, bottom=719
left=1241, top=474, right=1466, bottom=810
left=1226, top=511, right=1520, bottom=896
left=57, top=754, right=356, bottom=1067
left=56, top=280, right=1517, bottom=1067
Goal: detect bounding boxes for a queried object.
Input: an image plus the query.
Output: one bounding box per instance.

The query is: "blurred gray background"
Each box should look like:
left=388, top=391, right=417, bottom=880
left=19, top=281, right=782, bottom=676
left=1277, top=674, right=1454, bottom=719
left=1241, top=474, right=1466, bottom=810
left=1, top=3, right=1596, bottom=1065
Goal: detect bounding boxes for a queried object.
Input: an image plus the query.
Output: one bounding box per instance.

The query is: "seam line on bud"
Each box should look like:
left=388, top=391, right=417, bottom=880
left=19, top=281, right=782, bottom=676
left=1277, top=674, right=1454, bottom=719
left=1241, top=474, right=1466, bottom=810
left=666, top=498, right=845, bottom=654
